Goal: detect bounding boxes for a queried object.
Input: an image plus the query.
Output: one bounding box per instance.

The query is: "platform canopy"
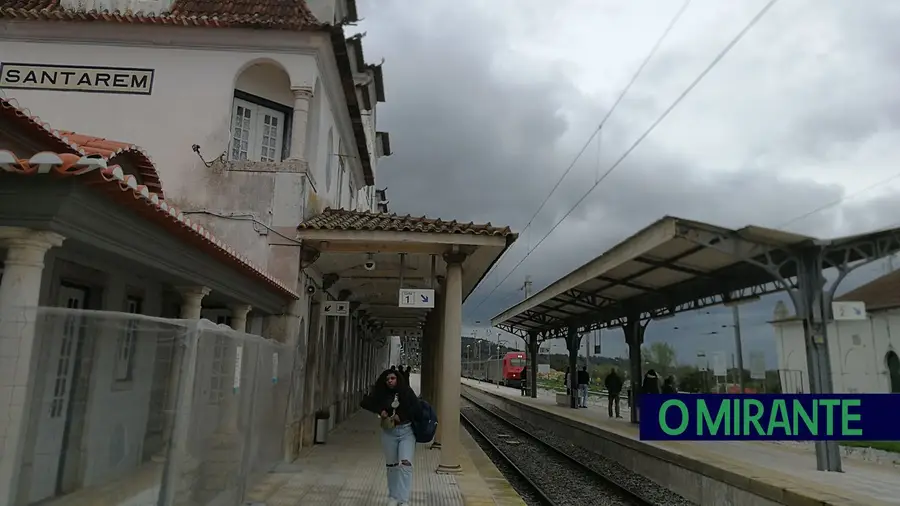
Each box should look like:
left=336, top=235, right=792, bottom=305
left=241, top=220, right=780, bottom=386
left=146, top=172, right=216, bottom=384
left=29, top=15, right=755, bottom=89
left=491, top=216, right=900, bottom=339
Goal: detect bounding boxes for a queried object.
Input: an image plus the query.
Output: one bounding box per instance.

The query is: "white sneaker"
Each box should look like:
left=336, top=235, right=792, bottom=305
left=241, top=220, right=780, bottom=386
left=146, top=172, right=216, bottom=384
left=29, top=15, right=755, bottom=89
left=387, top=499, right=398, bottom=506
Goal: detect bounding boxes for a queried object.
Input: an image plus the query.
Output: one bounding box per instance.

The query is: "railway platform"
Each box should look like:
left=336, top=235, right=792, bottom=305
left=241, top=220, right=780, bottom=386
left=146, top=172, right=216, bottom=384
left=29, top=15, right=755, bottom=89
left=244, top=375, right=524, bottom=506
left=462, top=378, right=900, bottom=506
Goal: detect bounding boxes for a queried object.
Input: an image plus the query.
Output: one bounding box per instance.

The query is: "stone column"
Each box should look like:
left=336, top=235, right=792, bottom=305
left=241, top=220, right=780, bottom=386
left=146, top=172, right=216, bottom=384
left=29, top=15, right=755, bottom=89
left=217, top=304, right=251, bottom=434
left=288, top=87, right=313, bottom=161
left=230, top=304, right=251, bottom=333
left=153, top=286, right=210, bottom=462
left=437, top=252, right=465, bottom=474
left=430, top=293, right=445, bottom=449
left=0, top=228, right=64, bottom=506
left=420, top=319, right=433, bottom=401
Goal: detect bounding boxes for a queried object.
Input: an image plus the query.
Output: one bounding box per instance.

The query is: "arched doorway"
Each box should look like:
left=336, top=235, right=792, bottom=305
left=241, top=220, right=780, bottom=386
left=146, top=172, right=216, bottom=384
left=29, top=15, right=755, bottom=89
left=887, top=351, right=900, bottom=393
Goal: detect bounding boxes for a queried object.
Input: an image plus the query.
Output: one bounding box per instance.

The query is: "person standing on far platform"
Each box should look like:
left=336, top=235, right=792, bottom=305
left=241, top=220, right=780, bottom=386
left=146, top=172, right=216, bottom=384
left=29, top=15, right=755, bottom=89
left=662, top=375, right=677, bottom=394
left=360, top=368, right=422, bottom=506
left=605, top=369, right=623, bottom=418
left=577, top=366, right=590, bottom=408
left=520, top=365, right=528, bottom=396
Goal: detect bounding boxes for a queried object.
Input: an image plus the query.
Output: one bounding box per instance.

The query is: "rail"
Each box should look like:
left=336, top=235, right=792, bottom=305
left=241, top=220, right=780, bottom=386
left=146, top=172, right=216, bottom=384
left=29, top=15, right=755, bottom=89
left=462, top=393, right=652, bottom=506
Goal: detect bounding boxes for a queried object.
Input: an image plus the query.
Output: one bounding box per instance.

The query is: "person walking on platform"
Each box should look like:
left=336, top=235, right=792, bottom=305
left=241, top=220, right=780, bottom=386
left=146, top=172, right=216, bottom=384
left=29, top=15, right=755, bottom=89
left=605, top=369, right=623, bottom=418
left=577, top=366, right=590, bottom=408
left=520, top=365, right=528, bottom=396
left=564, top=367, right=571, bottom=395
left=360, top=368, right=423, bottom=506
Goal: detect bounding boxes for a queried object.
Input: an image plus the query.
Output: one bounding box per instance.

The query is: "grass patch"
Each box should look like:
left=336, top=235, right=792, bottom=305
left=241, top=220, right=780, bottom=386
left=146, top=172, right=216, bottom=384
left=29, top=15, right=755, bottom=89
left=840, top=441, right=900, bottom=453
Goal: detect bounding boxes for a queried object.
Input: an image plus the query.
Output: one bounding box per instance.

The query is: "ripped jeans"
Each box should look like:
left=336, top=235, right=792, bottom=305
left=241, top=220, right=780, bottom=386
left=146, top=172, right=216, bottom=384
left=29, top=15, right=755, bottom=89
left=381, top=422, right=416, bottom=503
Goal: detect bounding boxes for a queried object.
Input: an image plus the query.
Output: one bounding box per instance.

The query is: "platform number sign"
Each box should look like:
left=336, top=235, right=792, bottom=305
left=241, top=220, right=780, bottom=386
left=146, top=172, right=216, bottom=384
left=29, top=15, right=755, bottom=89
left=321, top=301, right=349, bottom=317
left=398, top=289, right=435, bottom=308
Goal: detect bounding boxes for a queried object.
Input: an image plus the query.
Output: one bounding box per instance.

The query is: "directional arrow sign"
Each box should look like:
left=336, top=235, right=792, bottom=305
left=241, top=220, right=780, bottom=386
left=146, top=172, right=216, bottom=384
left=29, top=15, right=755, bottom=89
left=398, top=288, right=435, bottom=308
left=321, top=301, right=349, bottom=317
left=832, top=301, right=867, bottom=321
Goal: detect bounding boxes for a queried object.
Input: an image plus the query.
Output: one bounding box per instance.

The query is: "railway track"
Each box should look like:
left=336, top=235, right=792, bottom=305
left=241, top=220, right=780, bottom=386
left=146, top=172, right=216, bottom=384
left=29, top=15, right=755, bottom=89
left=461, top=397, right=652, bottom=506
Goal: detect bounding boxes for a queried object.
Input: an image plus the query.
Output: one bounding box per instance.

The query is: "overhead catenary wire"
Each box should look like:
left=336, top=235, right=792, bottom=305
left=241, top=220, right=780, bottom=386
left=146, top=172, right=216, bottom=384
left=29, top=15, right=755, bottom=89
left=516, top=0, right=694, bottom=243
left=473, top=0, right=781, bottom=313
left=776, top=169, right=900, bottom=230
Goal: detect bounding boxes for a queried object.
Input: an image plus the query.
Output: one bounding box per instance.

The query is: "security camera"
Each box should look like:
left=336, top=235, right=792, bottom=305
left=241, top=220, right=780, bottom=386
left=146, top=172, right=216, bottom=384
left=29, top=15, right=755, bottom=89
left=364, top=253, right=376, bottom=271
left=306, top=284, right=316, bottom=295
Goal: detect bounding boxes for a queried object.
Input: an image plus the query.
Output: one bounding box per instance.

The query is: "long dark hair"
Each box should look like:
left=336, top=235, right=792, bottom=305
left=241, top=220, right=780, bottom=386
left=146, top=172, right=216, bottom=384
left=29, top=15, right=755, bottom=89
left=370, top=367, right=411, bottom=400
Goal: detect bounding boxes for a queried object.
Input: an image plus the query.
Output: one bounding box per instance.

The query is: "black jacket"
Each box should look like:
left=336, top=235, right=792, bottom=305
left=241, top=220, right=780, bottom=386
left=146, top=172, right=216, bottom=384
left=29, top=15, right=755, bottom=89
left=642, top=371, right=661, bottom=395
left=662, top=379, right=677, bottom=394
left=361, top=387, right=422, bottom=425
left=604, top=372, right=623, bottom=394
left=577, top=370, right=590, bottom=386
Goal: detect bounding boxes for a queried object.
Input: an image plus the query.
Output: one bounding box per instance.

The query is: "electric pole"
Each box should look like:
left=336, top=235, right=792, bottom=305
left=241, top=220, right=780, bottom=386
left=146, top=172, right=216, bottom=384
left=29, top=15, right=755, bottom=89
left=521, top=275, right=532, bottom=300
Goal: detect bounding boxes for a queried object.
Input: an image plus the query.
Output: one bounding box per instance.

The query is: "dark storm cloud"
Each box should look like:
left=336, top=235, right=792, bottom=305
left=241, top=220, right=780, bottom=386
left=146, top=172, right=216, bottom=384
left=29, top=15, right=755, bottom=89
left=358, top=1, right=900, bottom=365
left=357, top=0, right=574, bottom=230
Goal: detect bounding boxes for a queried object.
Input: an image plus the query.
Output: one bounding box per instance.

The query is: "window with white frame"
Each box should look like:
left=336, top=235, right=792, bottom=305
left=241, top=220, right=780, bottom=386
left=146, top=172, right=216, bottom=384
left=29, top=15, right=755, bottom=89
left=231, top=97, right=286, bottom=163
left=114, top=297, right=142, bottom=382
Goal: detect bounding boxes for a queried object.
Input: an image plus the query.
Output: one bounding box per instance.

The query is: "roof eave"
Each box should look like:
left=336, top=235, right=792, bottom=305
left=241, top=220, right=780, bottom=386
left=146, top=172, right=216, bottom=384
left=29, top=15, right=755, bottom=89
left=328, top=25, right=375, bottom=186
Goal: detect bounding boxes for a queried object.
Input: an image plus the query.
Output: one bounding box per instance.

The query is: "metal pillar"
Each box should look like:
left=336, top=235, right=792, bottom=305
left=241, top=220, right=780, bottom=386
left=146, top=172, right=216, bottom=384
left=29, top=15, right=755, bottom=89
left=528, top=331, right=539, bottom=398
left=793, top=248, right=842, bottom=472
left=731, top=305, right=746, bottom=394
left=623, top=317, right=645, bottom=424
left=566, top=326, right=579, bottom=409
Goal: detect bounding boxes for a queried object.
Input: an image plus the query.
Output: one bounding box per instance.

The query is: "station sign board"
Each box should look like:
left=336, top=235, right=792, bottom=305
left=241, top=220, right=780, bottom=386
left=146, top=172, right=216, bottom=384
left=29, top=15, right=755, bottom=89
left=749, top=351, right=767, bottom=380
left=399, top=288, right=435, bottom=308
left=386, top=328, right=423, bottom=338
left=832, top=301, right=867, bottom=321
left=711, top=351, right=727, bottom=377
left=321, top=301, right=349, bottom=317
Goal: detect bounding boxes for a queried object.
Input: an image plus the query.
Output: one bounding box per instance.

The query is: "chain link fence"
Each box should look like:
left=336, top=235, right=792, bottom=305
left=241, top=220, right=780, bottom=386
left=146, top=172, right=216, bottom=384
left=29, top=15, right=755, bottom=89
left=1, top=306, right=289, bottom=506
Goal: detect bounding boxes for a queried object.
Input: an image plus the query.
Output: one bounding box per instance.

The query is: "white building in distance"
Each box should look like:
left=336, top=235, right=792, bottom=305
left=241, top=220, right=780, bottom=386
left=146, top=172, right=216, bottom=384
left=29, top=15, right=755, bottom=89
left=771, top=271, right=900, bottom=394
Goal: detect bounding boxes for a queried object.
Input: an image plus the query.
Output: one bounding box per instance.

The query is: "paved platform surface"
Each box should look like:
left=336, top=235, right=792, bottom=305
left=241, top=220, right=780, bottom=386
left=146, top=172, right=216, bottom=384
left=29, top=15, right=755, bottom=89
left=244, top=376, right=524, bottom=506
left=463, top=378, right=900, bottom=506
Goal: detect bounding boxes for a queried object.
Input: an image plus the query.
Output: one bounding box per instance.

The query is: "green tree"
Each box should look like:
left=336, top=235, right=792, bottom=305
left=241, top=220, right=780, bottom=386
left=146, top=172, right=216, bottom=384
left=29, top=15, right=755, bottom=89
left=641, top=342, right=677, bottom=374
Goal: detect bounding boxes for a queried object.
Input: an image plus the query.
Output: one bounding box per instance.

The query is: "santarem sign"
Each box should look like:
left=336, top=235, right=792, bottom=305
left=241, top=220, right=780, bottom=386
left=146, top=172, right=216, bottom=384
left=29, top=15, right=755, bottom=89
left=0, top=63, right=155, bottom=95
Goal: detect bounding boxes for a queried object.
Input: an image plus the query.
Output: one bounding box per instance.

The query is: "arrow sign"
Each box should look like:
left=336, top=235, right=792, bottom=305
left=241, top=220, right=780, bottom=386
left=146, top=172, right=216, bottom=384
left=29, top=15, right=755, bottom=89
left=398, top=288, right=435, bottom=308
left=832, top=301, right=866, bottom=321
left=321, top=301, right=349, bottom=317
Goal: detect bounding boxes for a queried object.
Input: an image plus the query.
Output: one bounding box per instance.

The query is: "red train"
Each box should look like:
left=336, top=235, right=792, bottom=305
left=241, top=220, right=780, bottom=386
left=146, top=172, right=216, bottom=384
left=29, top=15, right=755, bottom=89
left=485, top=352, right=527, bottom=387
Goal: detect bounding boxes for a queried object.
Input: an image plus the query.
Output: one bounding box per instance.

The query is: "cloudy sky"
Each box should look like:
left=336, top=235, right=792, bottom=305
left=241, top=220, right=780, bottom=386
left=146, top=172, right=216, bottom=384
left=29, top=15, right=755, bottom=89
left=355, top=0, right=900, bottom=367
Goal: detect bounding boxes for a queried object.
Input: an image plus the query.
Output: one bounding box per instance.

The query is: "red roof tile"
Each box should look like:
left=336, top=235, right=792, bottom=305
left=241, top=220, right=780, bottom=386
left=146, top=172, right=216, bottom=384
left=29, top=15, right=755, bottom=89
left=0, top=0, right=321, bottom=29
left=0, top=97, right=297, bottom=300
left=298, top=208, right=517, bottom=238
left=58, top=131, right=164, bottom=197
left=836, top=269, right=900, bottom=312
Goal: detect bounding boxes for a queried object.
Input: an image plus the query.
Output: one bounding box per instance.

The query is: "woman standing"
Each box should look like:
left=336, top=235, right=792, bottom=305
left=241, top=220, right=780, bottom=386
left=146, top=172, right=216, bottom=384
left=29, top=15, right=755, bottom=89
left=361, top=368, right=423, bottom=506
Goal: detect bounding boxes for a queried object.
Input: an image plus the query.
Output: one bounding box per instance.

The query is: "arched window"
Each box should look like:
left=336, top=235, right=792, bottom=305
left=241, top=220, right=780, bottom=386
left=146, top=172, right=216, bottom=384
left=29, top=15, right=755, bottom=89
left=887, top=351, right=900, bottom=393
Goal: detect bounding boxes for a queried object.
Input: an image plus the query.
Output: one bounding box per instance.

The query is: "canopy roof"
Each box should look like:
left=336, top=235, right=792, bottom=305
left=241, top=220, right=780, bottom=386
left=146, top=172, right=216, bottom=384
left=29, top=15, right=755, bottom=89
left=492, top=216, right=900, bottom=338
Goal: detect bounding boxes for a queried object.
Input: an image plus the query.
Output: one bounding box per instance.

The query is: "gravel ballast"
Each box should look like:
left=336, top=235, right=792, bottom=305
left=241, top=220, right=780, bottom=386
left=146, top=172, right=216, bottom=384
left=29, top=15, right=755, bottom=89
left=462, top=399, right=649, bottom=506
left=463, top=396, right=696, bottom=506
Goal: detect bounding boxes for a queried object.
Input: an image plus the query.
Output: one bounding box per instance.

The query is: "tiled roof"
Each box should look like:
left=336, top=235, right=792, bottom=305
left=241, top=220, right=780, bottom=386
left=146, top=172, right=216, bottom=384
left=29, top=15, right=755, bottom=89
left=297, top=208, right=517, bottom=237
left=836, top=269, right=900, bottom=312
left=0, top=0, right=321, bottom=29
left=59, top=131, right=164, bottom=197
left=0, top=99, right=165, bottom=196
left=0, top=97, right=298, bottom=300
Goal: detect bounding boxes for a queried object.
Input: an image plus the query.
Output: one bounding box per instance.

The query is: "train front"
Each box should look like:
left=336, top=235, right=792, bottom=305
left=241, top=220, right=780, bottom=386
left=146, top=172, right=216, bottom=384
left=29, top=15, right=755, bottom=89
left=505, top=352, right=527, bottom=387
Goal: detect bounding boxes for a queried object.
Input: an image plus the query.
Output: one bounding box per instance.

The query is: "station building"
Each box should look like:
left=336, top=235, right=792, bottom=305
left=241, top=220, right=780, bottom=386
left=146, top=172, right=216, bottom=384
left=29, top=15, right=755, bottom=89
left=771, top=271, right=900, bottom=394
left=0, top=1, right=517, bottom=505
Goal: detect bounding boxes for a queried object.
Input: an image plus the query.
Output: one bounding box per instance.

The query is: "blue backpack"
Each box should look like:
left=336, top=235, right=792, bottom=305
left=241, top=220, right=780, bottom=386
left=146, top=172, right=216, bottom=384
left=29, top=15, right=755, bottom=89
left=413, top=399, right=438, bottom=443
